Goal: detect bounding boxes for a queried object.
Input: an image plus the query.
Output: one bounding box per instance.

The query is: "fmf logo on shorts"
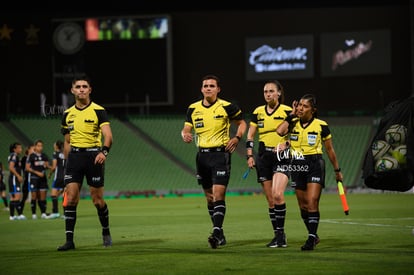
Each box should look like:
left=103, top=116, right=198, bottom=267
left=216, top=171, right=226, bottom=176
left=311, top=177, right=320, bottom=182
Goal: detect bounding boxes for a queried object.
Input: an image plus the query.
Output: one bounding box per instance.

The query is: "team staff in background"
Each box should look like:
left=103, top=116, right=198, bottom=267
left=58, top=75, right=113, bottom=251
left=246, top=80, right=292, bottom=248
left=47, top=140, right=65, bottom=219
left=0, top=162, right=9, bottom=211
left=26, top=139, right=50, bottom=219
left=276, top=93, right=343, bottom=251
left=181, top=74, right=247, bottom=249
left=20, top=144, right=34, bottom=214
left=8, top=142, right=26, bottom=220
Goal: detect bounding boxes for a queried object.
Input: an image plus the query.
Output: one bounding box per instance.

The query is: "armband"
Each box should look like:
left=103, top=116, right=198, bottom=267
left=246, top=140, right=254, bottom=149
left=284, top=114, right=296, bottom=124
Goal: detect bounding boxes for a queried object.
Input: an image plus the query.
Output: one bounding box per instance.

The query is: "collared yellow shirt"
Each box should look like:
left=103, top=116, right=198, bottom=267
left=184, top=98, right=243, bottom=148
left=61, top=102, right=110, bottom=148
left=250, top=103, right=292, bottom=147
left=289, top=117, right=332, bottom=155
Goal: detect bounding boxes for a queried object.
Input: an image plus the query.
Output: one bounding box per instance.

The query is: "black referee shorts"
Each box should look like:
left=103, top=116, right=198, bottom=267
left=196, top=148, right=231, bottom=189
left=256, top=150, right=291, bottom=183
left=64, top=150, right=105, bottom=188
left=290, top=155, right=325, bottom=190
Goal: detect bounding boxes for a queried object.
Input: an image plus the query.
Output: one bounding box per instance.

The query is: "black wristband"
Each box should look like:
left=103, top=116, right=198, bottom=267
left=334, top=168, right=341, bottom=172
left=234, top=136, right=241, bottom=141
left=246, top=155, right=254, bottom=160
left=285, top=114, right=296, bottom=124
left=246, top=140, right=254, bottom=149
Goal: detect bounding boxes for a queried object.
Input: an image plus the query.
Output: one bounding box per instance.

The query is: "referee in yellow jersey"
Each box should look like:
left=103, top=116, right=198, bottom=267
left=57, top=75, right=113, bottom=251
left=181, top=74, right=247, bottom=249
left=246, top=80, right=292, bottom=248
left=277, top=93, right=343, bottom=251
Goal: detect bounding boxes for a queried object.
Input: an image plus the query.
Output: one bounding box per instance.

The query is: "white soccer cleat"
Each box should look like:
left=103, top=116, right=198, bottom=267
left=17, top=214, right=27, bottom=220
left=47, top=213, right=60, bottom=219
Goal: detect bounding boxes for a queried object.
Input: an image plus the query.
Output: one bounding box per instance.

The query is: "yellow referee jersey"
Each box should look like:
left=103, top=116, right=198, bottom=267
left=61, top=102, right=110, bottom=148
left=250, top=104, right=292, bottom=147
left=184, top=98, right=243, bottom=148
left=289, top=117, right=332, bottom=155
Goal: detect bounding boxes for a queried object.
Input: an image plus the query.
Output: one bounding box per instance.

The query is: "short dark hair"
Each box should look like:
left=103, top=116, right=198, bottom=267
left=202, top=74, right=221, bottom=88
left=9, top=142, right=21, bottom=153
left=34, top=139, right=43, bottom=146
left=72, top=74, right=92, bottom=86
left=55, top=140, right=64, bottom=151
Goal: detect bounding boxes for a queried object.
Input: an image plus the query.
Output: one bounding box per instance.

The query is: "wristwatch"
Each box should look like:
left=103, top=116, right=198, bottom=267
left=101, top=149, right=109, bottom=157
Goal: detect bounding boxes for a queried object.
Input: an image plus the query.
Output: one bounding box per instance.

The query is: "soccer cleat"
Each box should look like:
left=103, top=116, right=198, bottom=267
left=57, top=242, right=75, bottom=251
left=47, top=213, right=61, bottom=219
left=17, top=214, right=27, bottom=220
left=103, top=235, right=112, bottom=247
left=275, top=232, right=287, bottom=248
left=9, top=216, right=17, bottom=221
left=301, top=236, right=316, bottom=251
left=266, top=236, right=278, bottom=248
left=217, top=229, right=226, bottom=246
left=32, top=214, right=37, bottom=220
left=218, top=234, right=227, bottom=246
left=208, top=234, right=219, bottom=249
left=41, top=213, right=48, bottom=219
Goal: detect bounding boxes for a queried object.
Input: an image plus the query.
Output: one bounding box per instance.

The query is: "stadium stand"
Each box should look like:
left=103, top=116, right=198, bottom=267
left=128, top=115, right=259, bottom=194
left=321, top=116, right=374, bottom=190
left=0, top=121, right=23, bottom=167
left=1, top=115, right=374, bottom=196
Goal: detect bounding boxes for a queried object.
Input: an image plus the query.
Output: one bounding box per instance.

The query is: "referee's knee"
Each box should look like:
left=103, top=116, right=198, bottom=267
left=93, top=200, right=106, bottom=209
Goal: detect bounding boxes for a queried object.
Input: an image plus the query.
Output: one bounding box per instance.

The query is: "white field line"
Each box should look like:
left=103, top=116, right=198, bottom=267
left=322, top=217, right=414, bottom=228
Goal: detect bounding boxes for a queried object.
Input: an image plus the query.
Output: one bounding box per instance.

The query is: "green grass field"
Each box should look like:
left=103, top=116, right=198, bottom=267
left=1, top=192, right=413, bottom=274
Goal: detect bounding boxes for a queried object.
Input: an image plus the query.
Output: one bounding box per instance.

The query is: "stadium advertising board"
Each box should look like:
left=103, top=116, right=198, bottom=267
left=245, top=34, right=314, bottom=80
left=320, top=29, right=391, bottom=77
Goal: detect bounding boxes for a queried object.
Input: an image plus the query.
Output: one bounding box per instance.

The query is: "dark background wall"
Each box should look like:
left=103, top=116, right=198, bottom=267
left=0, top=1, right=411, bottom=118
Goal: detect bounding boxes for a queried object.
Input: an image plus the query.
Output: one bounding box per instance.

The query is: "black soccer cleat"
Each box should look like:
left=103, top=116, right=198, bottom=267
left=103, top=235, right=112, bottom=247
left=208, top=234, right=219, bottom=249
left=266, top=236, right=278, bottom=248
left=57, top=241, right=75, bottom=251
left=218, top=234, right=227, bottom=246
left=301, top=236, right=316, bottom=251
left=275, top=232, right=287, bottom=248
